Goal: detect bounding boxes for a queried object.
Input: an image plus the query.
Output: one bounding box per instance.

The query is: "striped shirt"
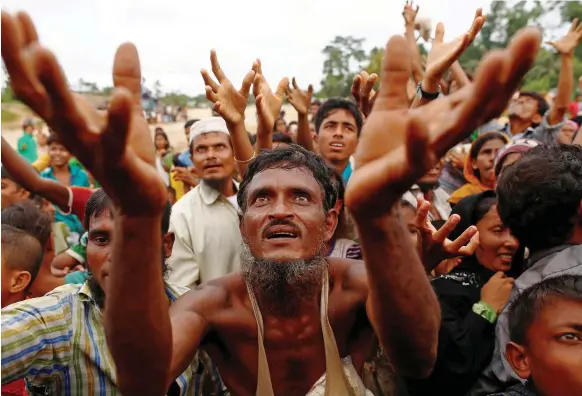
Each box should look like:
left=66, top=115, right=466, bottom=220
left=1, top=282, right=208, bottom=395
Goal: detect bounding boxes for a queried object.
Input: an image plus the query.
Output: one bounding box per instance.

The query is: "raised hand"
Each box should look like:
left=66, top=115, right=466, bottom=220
left=252, top=59, right=288, bottom=122
left=1, top=11, right=166, bottom=217
left=547, top=18, right=582, bottom=56
left=201, top=50, right=255, bottom=127
left=351, top=71, right=378, bottom=117
left=414, top=198, right=478, bottom=272
left=402, top=0, right=419, bottom=27
left=345, top=28, right=541, bottom=219
left=424, top=9, right=486, bottom=87
left=286, top=77, right=314, bottom=116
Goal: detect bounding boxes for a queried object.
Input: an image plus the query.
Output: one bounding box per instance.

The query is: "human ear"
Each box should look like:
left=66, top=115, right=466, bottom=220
left=505, top=341, right=531, bottom=380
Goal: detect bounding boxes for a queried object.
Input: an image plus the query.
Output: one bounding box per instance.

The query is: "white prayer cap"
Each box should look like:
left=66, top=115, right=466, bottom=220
left=189, top=117, right=230, bottom=145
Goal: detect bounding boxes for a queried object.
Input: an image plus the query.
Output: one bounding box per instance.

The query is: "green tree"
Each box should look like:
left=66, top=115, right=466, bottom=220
left=1, top=64, right=16, bottom=103
left=319, top=36, right=367, bottom=98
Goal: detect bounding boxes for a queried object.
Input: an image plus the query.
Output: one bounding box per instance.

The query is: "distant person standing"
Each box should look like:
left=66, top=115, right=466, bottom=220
left=17, top=118, right=38, bottom=163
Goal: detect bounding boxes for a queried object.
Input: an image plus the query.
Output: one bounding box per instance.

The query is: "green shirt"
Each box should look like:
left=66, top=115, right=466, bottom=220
left=17, top=133, right=38, bottom=163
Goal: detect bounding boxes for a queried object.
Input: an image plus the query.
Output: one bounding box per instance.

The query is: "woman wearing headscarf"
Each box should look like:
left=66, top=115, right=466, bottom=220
left=449, top=132, right=509, bottom=205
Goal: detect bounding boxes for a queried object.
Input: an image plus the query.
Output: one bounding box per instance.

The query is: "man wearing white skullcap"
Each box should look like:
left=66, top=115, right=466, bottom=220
left=168, top=116, right=243, bottom=288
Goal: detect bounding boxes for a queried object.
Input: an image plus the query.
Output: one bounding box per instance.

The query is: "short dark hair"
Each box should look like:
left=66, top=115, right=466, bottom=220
left=84, top=189, right=172, bottom=234
left=1, top=224, right=44, bottom=290
left=1, top=200, right=52, bottom=248
left=497, top=145, right=582, bottom=251
left=184, top=119, right=199, bottom=130
left=312, top=99, right=322, bottom=106
left=469, top=132, right=508, bottom=160
left=508, top=275, right=582, bottom=345
left=519, top=91, right=549, bottom=117
left=237, top=145, right=337, bottom=214
left=272, top=132, right=293, bottom=145
left=46, top=133, right=63, bottom=146
left=313, top=98, right=363, bottom=137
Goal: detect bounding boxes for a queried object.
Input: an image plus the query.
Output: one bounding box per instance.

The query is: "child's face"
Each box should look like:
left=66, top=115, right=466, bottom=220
left=48, top=142, right=71, bottom=167
left=507, top=297, right=582, bottom=396
left=1, top=178, right=29, bottom=210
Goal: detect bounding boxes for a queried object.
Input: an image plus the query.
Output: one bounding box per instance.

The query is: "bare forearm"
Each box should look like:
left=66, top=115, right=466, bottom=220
left=549, top=55, right=573, bottom=125
left=357, top=209, right=440, bottom=378
left=228, top=121, right=255, bottom=176
left=405, top=25, right=424, bottom=84
left=1, top=137, right=70, bottom=210
left=296, top=113, right=315, bottom=152
left=450, top=61, right=471, bottom=88
left=256, top=121, right=273, bottom=152
left=106, top=215, right=171, bottom=396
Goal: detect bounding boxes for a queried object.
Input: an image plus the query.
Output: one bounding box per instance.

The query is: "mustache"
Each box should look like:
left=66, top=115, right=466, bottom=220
left=261, top=219, right=301, bottom=238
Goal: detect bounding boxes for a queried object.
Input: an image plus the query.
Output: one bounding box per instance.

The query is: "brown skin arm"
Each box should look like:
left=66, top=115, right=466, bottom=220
left=449, top=61, right=471, bottom=89
left=1, top=136, right=70, bottom=212
left=548, top=55, right=573, bottom=125
left=356, top=209, right=440, bottom=378
left=162, top=283, right=228, bottom=390
left=296, top=112, right=315, bottom=152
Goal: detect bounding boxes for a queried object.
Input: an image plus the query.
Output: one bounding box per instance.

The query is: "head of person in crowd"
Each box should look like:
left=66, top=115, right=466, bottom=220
left=417, top=159, right=445, bottom=192
left=237, top=146, right=337, bottom=312
left=287, top=121, right=298, bottom=140
left=493, top=139, right=540, bottom=178
left=557, top=120, right=579, bottom=144
left=449, top=191, right=522, bottom=278
left=32, top=195, right=57, bottom=220
left=449, top=132, right=509, bottom=205
left=184, top=119, right=199, bottom=144
left=329, top=170, right=357, bottom=242
left=47, top=133, right=72, bottom=170
left=1, top=200, right=54, bottom=298
left=22, top=118, right=35, bottom=135
left=400, top=199, right=421, bottom=256
left=505, top=275, right=582, bottom=396
left=189, top=117, right=236, bottom=188
left=154, top=129, right=171, bottom=152
left=509, top=91, right=549, bottom=127
left=310, top=99, right=322, bottom=118
left=497, top=144, right=582, bottom=253
left=1, top=166, right=30, bottom=210
left=83, top=189, right=174, bottom=308
left=314, top=98, right=363, bottom=173
left=309, top=122, right=317, bottom=141
left=272, top=132, right=293, bottom=149
left=1, top=224, right=44, bottom=307
left=274, top=118, right=287, bottom=134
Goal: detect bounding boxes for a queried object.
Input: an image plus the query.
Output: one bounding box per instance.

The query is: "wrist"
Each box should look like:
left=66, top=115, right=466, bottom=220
left=421, top=77, right=440, bottom=93
left=473, top=301, right=498, bottom=323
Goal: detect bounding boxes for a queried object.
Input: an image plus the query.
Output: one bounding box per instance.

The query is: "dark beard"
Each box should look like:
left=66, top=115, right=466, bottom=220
left=87, top=276, right=106, bottom=309
left=241, top=241, right=327, bottom=317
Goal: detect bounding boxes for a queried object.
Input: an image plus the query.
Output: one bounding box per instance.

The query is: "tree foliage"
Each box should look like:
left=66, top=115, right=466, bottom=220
left=318, top=0, right=582, bottom=98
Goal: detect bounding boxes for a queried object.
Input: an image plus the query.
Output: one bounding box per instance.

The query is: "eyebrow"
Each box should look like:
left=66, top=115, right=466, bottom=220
left=248, top=185, right=317, bottom=200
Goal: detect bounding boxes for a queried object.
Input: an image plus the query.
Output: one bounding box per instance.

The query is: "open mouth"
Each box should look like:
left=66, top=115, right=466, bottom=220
left=330, top=142, right=344, bottom=149
left=204, top=164, right=222, bottom=170
left=265, top=225, right=300, bottom=240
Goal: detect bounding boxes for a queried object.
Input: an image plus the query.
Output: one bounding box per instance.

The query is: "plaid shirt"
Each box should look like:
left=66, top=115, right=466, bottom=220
left=1, top=282, right=211, bottom=395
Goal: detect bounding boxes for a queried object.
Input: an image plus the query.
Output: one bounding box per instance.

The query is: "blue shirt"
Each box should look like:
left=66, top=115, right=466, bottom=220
left=342, top=161, right=353, bottom=184
left=177, top=151, right=194, bottom=167
left=17, top=133, right=38, bottom=163
left=41, top=164, right=90, bottom=235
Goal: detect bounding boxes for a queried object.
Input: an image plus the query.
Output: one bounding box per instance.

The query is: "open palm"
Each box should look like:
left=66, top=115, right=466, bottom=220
left=547, top=18, right=582, bottom=56
left=1, top=11, right=166, bottom=216
left=252, top=59, right=288, bottom=121
left=286, top=77, right=313, bottom=115
left=201, top=50, right=255, bottom=126
left=345, top=28, right=541, bottom=220
left=425, top=9, right=485, bottom=82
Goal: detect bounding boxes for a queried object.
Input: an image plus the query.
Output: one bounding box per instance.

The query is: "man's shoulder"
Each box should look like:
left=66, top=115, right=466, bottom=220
left=172, top=185, right=202, bottom=212
left=3, top=284, right=81, bottom=315
left=177, top=273, right=243, bottom=311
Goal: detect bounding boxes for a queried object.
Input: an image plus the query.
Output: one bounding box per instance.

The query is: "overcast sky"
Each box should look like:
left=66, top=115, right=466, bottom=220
left=0, top=0, right=530, bottom=96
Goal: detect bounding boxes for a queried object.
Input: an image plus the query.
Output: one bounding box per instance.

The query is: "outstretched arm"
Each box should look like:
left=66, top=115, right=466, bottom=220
left=346, top=28, right=540, bottom=378
left=287, top=77, right=316, bottom=151
left=1, top=136, right=70, bottom=211
left=546, top=19, right=582, bottom=125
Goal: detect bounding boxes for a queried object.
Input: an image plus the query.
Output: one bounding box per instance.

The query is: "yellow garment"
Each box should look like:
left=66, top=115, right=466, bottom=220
left=32, top=153, right=51, bottom=172
left=170, top=171, right=186, bottom=201
left=449, top=133, right=509, bottom=205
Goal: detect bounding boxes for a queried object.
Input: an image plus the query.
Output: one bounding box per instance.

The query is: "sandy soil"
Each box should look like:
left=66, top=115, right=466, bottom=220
left=1, top=105, right=299, bottom=152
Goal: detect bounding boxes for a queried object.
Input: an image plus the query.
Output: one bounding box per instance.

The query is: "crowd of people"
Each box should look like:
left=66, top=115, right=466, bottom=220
left=1, top=4, right=582, bottom=396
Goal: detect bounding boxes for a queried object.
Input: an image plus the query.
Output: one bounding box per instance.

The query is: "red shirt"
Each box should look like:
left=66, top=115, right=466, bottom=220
left=69, top=186, right=95, bottom=223
left=2, top=379, right=27, bottom=396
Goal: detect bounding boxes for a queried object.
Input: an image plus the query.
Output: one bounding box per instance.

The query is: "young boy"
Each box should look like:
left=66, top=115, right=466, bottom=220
left=1, top=166, right=30, bottom=210
left=17, top=118, right=38, bottom=163
left=40, top=134, right=90, bottom=236
left=1, top=224, right=44, bottom=307
left=495, top=275, right=582, bottom=396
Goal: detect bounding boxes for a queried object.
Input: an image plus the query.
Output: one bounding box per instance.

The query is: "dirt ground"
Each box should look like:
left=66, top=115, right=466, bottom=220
left=1, top=105, right=299, bottom=152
